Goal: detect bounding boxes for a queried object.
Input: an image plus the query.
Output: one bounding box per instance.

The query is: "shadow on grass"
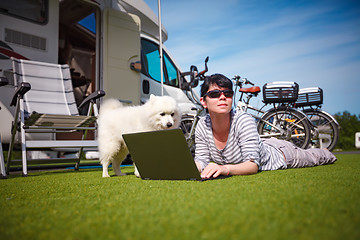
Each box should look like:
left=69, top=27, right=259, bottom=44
left=5, top=164, right=135, bottom=179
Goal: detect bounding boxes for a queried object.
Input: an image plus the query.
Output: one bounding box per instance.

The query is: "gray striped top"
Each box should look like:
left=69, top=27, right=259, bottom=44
left=194, top=110, right=287, bottom=172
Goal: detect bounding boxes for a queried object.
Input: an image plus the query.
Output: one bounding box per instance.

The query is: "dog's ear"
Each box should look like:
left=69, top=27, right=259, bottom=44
left=149, top=94, right=156, bottom=102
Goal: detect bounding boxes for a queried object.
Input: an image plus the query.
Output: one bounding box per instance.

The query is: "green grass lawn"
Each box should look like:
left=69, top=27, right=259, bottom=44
left=1, top=154, right=359, bottom=240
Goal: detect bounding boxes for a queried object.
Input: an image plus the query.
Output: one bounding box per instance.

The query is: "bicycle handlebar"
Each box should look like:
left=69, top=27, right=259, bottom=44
left=197, top=56, right=209, bottom=79
left=181, top=56, right=209, bottom=90
left=232, top=75, right=254, bottom=87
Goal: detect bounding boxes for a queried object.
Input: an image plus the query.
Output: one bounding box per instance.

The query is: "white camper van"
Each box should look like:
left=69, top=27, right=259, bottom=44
left=0, top=0, right=200, bottom=144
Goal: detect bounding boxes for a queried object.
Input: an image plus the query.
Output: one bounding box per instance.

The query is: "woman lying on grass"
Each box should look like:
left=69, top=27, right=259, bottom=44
left=194, top=74, right=337, bottom=179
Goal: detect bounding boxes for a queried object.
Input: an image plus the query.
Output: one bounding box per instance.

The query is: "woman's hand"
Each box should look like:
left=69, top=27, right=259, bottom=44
left=201, top=162, right=228, bottom=179
left=200, top=161, right=259, bottom=179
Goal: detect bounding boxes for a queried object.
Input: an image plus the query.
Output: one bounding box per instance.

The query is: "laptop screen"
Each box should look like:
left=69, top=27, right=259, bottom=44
left=123, top=129, right=202, bottom=180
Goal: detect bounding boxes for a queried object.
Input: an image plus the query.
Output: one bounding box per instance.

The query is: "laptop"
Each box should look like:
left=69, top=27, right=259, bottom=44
left=123, top=128, right=229, bottom=181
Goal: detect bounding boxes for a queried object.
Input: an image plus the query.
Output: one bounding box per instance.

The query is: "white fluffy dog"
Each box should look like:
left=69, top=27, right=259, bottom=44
left=97, top=95, right=181, bottom=177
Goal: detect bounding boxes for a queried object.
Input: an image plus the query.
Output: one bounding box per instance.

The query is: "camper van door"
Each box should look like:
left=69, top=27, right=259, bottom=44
left=102, top=8, right=141, bottom=105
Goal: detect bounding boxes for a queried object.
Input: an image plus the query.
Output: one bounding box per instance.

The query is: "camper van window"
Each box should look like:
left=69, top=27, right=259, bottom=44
left=0, top=0, right=48, bottom=24
left=164, top=54, right=178, bottom=87
left=141, top=38, right=179, bottom=87
left=78, top=13, right=96, bottom=33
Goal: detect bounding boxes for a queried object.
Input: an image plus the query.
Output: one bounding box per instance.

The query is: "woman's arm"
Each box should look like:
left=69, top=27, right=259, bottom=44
left=201, top=161, right=258, bottom=179
left=195, top=161, right=203, bottom=172
left=194, top=118, right=211, bottom=172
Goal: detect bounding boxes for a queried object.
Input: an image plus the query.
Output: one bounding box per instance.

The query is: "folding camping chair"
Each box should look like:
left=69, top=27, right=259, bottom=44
left=6, top=58, right=105, bottom=176
left=0, top=135, right=6, bottom=179
left=1, top=77, right=9, bottom=179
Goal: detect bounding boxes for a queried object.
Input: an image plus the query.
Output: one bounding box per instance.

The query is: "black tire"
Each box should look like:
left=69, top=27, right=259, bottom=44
left=257, top=108, right=311, bottom=149
left=180, top=116, right=196, bottom=156
left=303, top=110, right=339, bottom=151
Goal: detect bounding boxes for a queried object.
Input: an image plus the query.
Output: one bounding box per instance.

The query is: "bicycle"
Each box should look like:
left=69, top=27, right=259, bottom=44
left=233, top=76, right=312, bottom=149
left=293, top=87, right=340, bottom=151
left=179, top=57, right=209, bottom=155
left=180, top=59, right=314, bottom=153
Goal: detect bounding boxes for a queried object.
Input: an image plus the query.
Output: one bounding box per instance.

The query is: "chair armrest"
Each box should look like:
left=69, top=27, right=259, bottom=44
left=78, top=90, right=106, bottom=109
left=0, top=77, right=9, bottom=86
left=10, top=82, right=31, bottom=106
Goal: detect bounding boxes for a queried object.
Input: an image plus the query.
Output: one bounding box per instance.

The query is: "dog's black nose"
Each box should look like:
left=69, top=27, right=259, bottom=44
left=167, top=123, right=173, bottom=128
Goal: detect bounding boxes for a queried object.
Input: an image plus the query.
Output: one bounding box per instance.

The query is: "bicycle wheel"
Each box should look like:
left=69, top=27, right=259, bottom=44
left=303, top=109, right=339, bottom=151
left=180, top=115, right=196, bottom=156
left=257, top=108, right=311, bottom=149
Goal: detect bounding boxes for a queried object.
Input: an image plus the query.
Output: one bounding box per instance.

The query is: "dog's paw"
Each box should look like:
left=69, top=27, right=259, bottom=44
left=134, top=166, right=141, bottom=178
left=102, top=173, right=111, bottom=178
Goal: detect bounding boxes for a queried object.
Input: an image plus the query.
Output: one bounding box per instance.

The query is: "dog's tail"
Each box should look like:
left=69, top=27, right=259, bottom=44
left=100, top=98, right=123, bottom=114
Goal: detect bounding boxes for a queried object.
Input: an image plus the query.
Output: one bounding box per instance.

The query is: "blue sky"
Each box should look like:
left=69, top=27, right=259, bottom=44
left=144, top=0, right=360, bottom=115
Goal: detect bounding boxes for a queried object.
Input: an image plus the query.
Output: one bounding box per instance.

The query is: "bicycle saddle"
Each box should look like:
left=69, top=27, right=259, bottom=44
left=239, top=86, right=261, bottom=94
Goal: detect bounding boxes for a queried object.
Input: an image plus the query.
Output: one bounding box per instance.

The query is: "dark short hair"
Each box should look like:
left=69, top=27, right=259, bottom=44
left=200, top=74, right=233, bottom=97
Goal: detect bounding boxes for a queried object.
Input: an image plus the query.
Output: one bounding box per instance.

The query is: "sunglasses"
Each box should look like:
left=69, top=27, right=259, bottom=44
left=204, top=89, right=234, bottom=98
